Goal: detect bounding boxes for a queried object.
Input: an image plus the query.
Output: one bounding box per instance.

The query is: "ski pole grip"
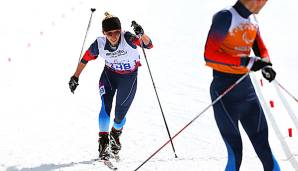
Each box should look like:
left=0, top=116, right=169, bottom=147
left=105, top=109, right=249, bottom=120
left=131, top=20, right=138, bottom=28
left=91, top=8, right=96, bottom=12
left=131, top=21, right=144, bottom=37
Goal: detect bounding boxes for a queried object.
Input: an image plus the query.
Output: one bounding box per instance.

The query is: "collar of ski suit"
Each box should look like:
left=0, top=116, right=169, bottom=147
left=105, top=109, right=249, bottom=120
left=233, top=1, right=252, bottom=19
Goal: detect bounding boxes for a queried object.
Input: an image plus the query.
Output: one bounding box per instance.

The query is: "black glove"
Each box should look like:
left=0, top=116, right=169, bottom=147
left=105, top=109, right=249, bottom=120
left=246, top=56, right=272, bottom=71
left=262, top=66, right=276, bottom=82
left=69, top=76, right=79, bottom=93
left=131, top=21, right=144, bottom=36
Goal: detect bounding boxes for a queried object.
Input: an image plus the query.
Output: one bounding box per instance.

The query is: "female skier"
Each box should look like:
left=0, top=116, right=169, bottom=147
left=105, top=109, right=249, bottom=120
left=69, top=12, right=153, bottom=160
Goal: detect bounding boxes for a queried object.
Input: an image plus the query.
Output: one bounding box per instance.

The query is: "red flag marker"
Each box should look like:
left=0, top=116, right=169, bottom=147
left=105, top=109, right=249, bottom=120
left=269, top=100, right=274, bottom=108
left=260, top=79, right=263, bottom=87
left=288, top=128, right=292, bottom=137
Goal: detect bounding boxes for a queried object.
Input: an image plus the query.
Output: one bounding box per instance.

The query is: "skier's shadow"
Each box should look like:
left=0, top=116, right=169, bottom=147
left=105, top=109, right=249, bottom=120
left=5, top=159, right=96, bottom=171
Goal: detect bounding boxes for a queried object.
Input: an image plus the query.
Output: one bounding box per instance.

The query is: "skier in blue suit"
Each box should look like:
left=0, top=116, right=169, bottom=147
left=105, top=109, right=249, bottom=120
left=69, top=12, right=153, bottom=160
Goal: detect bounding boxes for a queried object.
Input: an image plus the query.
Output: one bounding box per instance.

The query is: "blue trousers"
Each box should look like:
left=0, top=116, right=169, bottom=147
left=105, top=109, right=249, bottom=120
left=98, top=67, right=137, bottom=132
left=210, top=70, right=280, bottom=171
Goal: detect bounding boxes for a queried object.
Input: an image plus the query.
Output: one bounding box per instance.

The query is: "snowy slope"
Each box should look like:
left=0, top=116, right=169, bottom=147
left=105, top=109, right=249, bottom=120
left=0, top=0, right=298, bottom=170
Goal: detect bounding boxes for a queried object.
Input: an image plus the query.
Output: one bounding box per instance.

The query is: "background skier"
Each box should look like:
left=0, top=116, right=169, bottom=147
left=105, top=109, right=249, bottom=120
left=204, top=0, right=280, bottom=170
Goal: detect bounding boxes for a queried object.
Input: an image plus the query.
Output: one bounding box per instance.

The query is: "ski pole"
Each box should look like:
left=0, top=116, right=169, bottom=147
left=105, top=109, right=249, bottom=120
left=273, top=80, right=298, bottom=103
left=273, top=80, right=298, bottom=130
left=131, top=21, right=178, bottom=158
left=77, top=8, right=96, bottom=63
left=134, top=72, right=250, bottom=171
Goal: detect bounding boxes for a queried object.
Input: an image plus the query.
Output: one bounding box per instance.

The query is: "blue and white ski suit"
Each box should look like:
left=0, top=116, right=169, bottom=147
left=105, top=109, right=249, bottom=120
left=81, top=31, right=153, bottom=133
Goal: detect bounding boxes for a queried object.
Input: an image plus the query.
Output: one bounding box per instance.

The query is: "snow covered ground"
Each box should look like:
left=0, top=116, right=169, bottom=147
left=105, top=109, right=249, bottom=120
left=0, top=0, right=298, bottom=170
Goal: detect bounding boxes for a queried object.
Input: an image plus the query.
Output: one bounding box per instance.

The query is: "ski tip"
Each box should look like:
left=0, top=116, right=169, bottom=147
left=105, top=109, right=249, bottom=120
left=103, top=160, right=118, bottom=170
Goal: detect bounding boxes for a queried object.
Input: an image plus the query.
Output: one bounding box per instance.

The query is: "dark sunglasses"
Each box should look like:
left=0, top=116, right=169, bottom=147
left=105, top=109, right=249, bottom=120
left=106, top=30, right=121, bottom=37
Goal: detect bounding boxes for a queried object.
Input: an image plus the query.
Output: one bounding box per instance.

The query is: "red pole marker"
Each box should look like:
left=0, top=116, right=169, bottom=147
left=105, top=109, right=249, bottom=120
left=269, top=100, right=274, bottom=108
left=288, top=128, right=292, bottom=137
left=260, top=79, right=263, bottom=87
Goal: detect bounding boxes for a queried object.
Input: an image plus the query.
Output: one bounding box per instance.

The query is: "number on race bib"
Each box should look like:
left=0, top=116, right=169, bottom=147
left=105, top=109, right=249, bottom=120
left=123, top=63, right=131, bottom=70
left=114, top=64, right=123, bottom=70
left=112, top=63, right=132, bottom=71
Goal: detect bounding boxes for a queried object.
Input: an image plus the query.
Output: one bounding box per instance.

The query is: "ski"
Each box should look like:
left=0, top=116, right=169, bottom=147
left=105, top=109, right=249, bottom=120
left=110, top=153, right=120, bottom=162
left=95, top=159, right=118, bottom=170
left=103, top=160, right=118, bottom=170
left=114, top=154, right=120, bottom=162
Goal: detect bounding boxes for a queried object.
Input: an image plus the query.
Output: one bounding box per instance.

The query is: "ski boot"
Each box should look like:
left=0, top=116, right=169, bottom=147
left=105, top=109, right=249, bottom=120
left=98, top=133, right=110, bottom=160
left=110, top=127, right=122, bottom=155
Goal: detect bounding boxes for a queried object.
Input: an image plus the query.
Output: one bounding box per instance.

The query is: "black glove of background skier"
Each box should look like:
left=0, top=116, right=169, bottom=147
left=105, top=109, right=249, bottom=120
left=69, top=76, right=79, bottom=93
left=246, top=56, right=272, bottom=71
left=262, top=66, right=276, bottom=82
left=131, top=21, right=144, bottom=36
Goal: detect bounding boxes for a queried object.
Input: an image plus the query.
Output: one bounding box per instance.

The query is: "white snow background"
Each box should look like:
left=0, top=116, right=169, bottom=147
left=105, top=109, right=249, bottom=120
left=0, top=0, right=297, bottom=170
